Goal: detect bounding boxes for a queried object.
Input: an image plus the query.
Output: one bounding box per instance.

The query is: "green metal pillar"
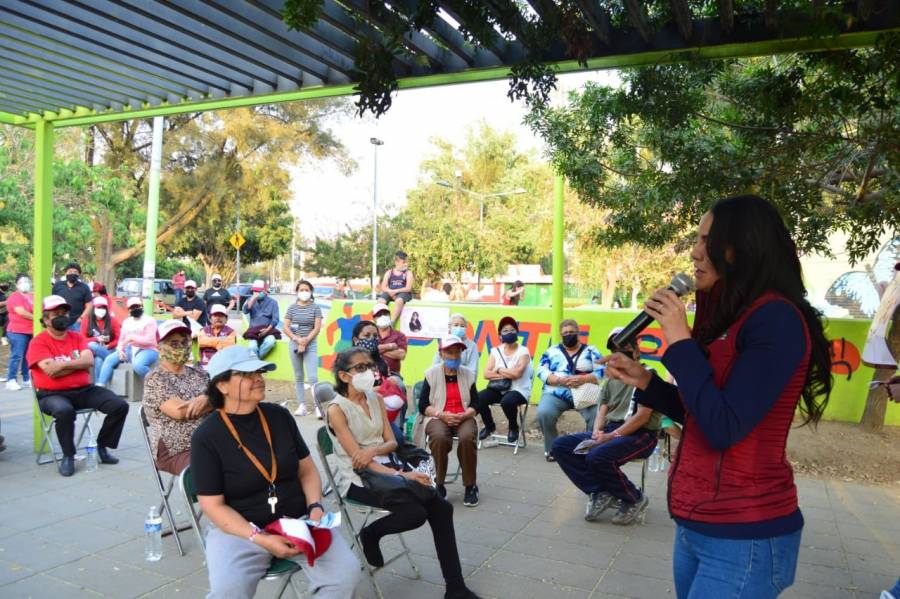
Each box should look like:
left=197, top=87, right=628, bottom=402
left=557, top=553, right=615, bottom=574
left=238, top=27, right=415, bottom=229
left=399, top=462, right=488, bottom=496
left=33, top=119, right=54, bottom=451
left=142, top=116, right=164, bottom=313
left=551, top=173, right=565, bottom=344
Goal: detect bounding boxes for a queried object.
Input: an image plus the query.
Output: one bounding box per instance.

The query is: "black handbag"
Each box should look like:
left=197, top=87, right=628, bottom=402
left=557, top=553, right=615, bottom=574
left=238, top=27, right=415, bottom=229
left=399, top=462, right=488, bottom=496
left=395, top=442, right=431, bottom=469
left=486, top=347, right=513, bottom=392
left=358, top=468, right=438, bottom=506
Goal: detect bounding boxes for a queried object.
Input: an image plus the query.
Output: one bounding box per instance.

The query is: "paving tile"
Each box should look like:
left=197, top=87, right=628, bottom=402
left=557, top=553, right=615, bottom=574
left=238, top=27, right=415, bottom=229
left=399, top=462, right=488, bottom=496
left=596, top=568, right=677, bottom=598
left=0, top=560, right=34, bottom=586
left=0, top=532, right=91, bottom=571
left=483, top=549, right=604, bottom=591
left=30, top=518, right=135, bottom=554
left=849, top=568, right=897, bottom=595
left=45, top=555, right=174, bottom=598
left=608, top=551, right=674, bottom=582
left=509, top=533, right=618, bottom=568
left=466, top=567, right=591, bottom=599
left=0, top=574, right=107, bottom=599
left=781, top=579, right=857, bottom=599
left=797, top=545, right=847, bottom=568
left=795, top=562, right=854, bottom=588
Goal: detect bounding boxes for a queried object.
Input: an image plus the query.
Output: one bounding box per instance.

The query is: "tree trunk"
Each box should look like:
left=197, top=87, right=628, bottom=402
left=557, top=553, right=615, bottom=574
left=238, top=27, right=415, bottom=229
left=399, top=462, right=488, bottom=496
left=630, top=275, right=640, bottom=309
left=601, top=263, right=619, bottom=308
left=860, top=302, right=900, bottom=432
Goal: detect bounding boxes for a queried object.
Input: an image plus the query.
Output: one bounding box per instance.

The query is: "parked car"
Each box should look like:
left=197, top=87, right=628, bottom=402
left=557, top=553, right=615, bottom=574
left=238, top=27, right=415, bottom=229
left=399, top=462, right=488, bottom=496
left=116, top=278, right=175, bottom=312
left=227, top=283, right=253, bottom=310
left=313, top=286, right=335, bottom=300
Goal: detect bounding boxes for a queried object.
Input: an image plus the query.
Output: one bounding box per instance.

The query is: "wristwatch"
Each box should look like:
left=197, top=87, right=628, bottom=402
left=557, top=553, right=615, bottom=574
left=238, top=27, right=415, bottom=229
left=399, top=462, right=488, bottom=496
left=307, top=502, right=324, bottom=514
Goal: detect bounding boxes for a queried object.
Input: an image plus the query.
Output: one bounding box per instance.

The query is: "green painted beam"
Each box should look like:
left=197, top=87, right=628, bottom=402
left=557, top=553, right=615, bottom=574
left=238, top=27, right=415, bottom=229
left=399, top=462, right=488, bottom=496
left=0, top=110, right=28, bottom=126
left=32, top=119, right=54, bottom=452
left=27, top=27, right=896, bottom=129
left=551, top=174, right=565, bottom=344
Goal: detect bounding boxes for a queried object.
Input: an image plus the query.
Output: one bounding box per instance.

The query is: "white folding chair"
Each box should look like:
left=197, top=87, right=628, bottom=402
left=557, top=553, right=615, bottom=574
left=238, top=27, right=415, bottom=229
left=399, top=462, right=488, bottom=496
left=138, top=406, right=187, bottom=556
left=478, top=402, right=530, bottom=455
left=34, top=390, right=96, bottom=466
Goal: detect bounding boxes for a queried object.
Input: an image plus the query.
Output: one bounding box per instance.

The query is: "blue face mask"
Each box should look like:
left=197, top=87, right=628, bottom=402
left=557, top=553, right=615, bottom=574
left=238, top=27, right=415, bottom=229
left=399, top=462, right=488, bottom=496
left=443, top=358, right=461, bottom=370
left=356, top=337, right=379, bottom=355
left=257, top=291, right=266, bottom=298
left=501, top=332, right=518, bottom=344
left=451, top=326, right=466, bottom=339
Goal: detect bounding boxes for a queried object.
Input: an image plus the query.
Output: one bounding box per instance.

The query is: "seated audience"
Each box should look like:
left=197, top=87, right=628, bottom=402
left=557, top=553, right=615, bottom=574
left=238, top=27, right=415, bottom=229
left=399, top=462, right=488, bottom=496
left=552, top=332, right=659, bottom=525
left=172, top=279, right=207, bottom=332
left=352, top=320, right=407, bottom=438
left=241, top=279, right=280, bottom=359
left=431, top=313, right=479, bottom=376
left=203, top=274, right=234, bottom=311
left=142, top=320, right=210, bottom=475
left=413, top=335, right=479, bottom=506
left=191, top=345, right=360, bottom=599
left=476, top=316, right=533, bottom=443
left=81, top=295, right=120, bottom=376
left=27, top=295, right=129, bottom=476
left=97, top=297, right=159, bottom=386
left=536, top=319, right=605, bottom=461
left=198, top=304, right=236, bottom=368
left=326, top=348, right=479, bottom=599
left=373, top=304, right=407, bottom=379
left=377, top=250, right=414, bottom=323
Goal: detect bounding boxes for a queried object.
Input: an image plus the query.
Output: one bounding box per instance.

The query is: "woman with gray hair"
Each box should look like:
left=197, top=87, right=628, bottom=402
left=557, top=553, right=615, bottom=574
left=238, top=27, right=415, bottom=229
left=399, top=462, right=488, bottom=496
left=431, top=313, right=480, bottom=376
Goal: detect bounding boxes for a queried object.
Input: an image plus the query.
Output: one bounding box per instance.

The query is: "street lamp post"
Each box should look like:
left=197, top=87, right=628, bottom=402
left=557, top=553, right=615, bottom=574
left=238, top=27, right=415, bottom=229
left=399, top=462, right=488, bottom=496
left=370, top=137, right=384, bottom=300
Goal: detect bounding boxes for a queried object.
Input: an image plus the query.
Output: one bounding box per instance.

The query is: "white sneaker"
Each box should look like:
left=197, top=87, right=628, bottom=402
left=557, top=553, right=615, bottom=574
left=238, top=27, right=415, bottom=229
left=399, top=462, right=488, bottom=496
left=315, top=406, right=323, bottom=420
left=0, top=376, right=7, bottom=383
left=294, top=404, right=308, bottom=417
left=5, top=380, right=22, bottom=391
left=21, top=380, right=31, bottom=388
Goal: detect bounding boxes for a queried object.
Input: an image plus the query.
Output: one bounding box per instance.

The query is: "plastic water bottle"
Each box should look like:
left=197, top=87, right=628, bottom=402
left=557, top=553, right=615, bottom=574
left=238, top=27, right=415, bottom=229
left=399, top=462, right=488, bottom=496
left=85, top=434, right=98, bottom=472
left=648, top=446, right=661, bottom=473
left=144, top=506, right=163, bottom=561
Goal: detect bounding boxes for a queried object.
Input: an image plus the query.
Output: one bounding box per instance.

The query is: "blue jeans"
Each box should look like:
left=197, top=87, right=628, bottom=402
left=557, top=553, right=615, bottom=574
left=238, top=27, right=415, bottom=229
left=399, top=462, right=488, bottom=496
left=174, top=288, right=184, bottom=305
left=67, top=320, right=81, bottom=332
left=97, top=346, right=159, bottom=385
left=673, top=524, right=801, bottom=599
left=288, top=340, right=318, bottom=409
left=536, top=391, right=597, bottom=453
left=552, top=425, right=657, bottom=503
left=88, top=342, right=113, bottom=379
left=248, top=335, right=276, bottom=359
left=6, top=331, right=31, bottom=383
left=890, top=577, right=900, bottom=596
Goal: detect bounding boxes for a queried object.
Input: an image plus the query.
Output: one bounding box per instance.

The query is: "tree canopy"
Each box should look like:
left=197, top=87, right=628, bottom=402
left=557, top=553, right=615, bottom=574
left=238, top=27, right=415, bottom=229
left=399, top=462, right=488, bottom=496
left=526, top=35, right=900, bottom=263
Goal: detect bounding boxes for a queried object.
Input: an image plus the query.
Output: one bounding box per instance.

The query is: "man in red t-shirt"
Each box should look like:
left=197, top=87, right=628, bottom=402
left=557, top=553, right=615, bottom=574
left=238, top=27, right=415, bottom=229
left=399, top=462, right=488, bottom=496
left=27, top=295, right=129, bottom=477
left=374, top=305, right=408, bottom=377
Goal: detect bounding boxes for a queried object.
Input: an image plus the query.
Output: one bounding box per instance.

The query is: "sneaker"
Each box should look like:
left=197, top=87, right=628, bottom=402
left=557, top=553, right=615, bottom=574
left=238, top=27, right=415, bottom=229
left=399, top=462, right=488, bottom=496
left=0, top=376, right=6, bottom=382
left=478, top=426, right=495, bottom=441
left=5, top=380, right=21, bottom=391
left=463, top=485, right=479, bottom=507
left=544, top=452, right=556, bottom=463
left=881, top=591, right=898, bottom=599
left=294, top=404, right=308, bottom=417
left=315, top=405, right=323, bottom=420
left=21, top=380, right=31, bottom=388
left=611, top=495, right=648, bottom=525
left=584, top=492, right=615, bottom=521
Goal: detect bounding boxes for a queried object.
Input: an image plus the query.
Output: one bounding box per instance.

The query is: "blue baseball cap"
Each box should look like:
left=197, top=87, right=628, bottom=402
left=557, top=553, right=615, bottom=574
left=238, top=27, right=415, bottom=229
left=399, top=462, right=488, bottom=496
left=207, top=345, right=276, bottom=380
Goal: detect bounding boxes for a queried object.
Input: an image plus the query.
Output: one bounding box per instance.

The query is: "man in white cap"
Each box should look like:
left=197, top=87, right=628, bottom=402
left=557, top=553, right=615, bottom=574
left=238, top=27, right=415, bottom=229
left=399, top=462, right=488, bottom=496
left=172, top=279, right=207, bottom=330
left=551, top=328, right=660, bottom=526
left=198, top=304, right=237, bottom=368
left=96, top=296, right=160, bottom=387
left=26, top=295, right=129, bottom=476
left=413, top=334, right=480, bottom=507
left=241, top=279, right=280, bottom=359
left=203, top=273, right=234, bottom=311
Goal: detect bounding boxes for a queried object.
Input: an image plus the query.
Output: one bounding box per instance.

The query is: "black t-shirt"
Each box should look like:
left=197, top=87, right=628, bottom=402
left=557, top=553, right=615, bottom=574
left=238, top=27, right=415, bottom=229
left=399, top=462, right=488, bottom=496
left=203, top=287, right=232, bottom=308
left=191, top=402, right=311, bottom=526
left=176, top=295, right=208, bottom=326
left=51, top=280, right=93, bottom=326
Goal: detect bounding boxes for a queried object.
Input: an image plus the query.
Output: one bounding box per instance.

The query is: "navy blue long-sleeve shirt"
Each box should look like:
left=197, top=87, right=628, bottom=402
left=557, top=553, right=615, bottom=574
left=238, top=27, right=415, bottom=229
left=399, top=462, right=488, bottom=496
left=634, top=300, right=808, bottom=539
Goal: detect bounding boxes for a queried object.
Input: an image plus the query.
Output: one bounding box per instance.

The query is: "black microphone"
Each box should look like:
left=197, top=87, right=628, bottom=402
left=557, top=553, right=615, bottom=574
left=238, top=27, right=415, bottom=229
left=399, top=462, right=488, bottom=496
left=607, top=273, right=695, bottom=352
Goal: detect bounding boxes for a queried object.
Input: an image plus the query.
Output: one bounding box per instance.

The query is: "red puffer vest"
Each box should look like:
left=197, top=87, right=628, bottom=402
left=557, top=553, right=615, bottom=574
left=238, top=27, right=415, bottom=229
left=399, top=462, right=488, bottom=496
left=668, top=292, right=810, bottom=524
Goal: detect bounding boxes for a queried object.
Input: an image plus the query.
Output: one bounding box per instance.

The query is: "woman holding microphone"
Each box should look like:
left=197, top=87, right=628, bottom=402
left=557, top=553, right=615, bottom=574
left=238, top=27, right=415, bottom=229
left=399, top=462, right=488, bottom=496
left=602, top=195, right=832, bottom=599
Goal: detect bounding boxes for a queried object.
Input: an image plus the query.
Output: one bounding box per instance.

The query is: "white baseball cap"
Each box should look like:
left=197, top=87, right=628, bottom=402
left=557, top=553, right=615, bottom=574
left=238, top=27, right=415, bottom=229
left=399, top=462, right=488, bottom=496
left=209, top=304, right=228, bottom=316
left=185, top=280, right=197, bottom=288
left=211, top=273, right=222, bottom=281
left=158, top=319, right=190, bottom=342
left=93, top=296, right=109, bottom=308
left=439, top=334, right=466, bottom=351
left=126, top=297, right=143, bottom=308
left=251, top=279, right=266, bottom=291
left=42, top=295, right=70, bottom=312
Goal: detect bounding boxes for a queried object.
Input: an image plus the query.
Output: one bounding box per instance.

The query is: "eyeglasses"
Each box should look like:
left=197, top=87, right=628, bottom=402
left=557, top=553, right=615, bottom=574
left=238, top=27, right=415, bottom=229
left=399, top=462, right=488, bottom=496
left=231, top=369, right=266, bottom=378
left=345, top=362, right=376, bottom=374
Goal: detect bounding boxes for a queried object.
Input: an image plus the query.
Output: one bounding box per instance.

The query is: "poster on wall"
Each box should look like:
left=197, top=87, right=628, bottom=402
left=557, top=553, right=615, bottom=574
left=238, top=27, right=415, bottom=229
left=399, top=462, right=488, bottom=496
left=400, top=306, right=449, bottom=338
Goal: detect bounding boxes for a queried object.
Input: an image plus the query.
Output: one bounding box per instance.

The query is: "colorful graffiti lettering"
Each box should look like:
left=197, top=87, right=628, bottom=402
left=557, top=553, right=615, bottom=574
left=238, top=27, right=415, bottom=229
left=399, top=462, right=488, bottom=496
left=636, top=327, right=669, bottom=362
left=830, top=337, right=861, bottom=380
left=473, top=319, right=553, bottom=357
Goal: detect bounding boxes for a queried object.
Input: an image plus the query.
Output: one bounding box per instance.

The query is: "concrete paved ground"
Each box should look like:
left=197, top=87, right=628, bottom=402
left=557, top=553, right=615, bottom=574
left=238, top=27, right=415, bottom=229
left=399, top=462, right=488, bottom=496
left=0, top=385, right=898, bottom=599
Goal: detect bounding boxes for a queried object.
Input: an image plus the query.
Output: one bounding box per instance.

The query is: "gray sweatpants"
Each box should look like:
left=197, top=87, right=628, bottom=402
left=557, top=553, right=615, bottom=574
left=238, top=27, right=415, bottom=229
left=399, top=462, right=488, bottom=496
left=205, top=524, right=361, bottom=599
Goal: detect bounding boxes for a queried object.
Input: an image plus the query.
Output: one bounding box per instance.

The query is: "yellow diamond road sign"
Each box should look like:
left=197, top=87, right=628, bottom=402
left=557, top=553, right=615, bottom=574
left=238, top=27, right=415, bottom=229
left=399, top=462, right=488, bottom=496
left=229, top=232, right=246, bottom=250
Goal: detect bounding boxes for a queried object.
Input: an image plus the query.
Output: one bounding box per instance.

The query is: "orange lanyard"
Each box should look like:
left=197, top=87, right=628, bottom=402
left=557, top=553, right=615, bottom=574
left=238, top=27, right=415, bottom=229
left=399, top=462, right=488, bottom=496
left=219, top=407, right=277, bottom=486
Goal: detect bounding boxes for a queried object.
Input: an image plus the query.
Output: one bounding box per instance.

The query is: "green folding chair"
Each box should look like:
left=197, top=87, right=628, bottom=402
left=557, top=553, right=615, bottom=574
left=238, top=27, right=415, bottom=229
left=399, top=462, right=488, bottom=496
left=178, top=466, right=304, bottom=598
left=315, top=426, right=420, bottom=599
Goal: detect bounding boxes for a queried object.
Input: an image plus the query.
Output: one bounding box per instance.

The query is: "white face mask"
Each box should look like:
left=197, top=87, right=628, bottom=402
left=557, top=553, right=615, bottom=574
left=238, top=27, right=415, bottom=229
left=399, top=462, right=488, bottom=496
left=375, top=315, right=392, bottom=329
left=16, top=279, right=31, bottom=293
left=351, top=369, right=376, bottom=392
left=94, top=308, right=107, bottom=319
left=297, top=291, right=312, bottom=302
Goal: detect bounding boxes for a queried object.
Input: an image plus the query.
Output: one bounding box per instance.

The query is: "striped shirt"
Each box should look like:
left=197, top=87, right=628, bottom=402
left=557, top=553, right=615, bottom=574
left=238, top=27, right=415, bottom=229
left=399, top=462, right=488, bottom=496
left=284, top=302, right=323, bottom=337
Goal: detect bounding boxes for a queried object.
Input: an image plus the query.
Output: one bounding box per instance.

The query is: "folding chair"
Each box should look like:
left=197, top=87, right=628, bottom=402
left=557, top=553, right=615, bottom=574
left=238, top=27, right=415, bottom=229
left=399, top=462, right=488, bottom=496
left=311, top=382, right=337, bottom=497
left=315, top=426, right=420, bottom=599
left=478, top=402, right=530, bottom=455
left=138, top=406, right=187, bottom=556
left=34, top=390, right=96, bottom=466
left=413, top=380, right=462, bottom=484
left=178, top=466, right=304, bottom=598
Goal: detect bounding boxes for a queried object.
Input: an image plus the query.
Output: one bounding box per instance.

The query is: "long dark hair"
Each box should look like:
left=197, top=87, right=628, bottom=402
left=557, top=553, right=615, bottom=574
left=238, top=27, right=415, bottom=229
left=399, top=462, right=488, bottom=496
left=207, top=372, right=232, bottom=409
left=332, top=347, right=370, bottom=396
left=352, top=319, right=390, bottom=377
left=695, top=194, right=831, bottom=425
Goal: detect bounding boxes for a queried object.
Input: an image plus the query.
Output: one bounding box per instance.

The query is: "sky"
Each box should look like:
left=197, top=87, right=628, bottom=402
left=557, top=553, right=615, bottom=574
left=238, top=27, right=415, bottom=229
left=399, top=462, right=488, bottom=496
left=290, top=69, right=621, bottom=240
